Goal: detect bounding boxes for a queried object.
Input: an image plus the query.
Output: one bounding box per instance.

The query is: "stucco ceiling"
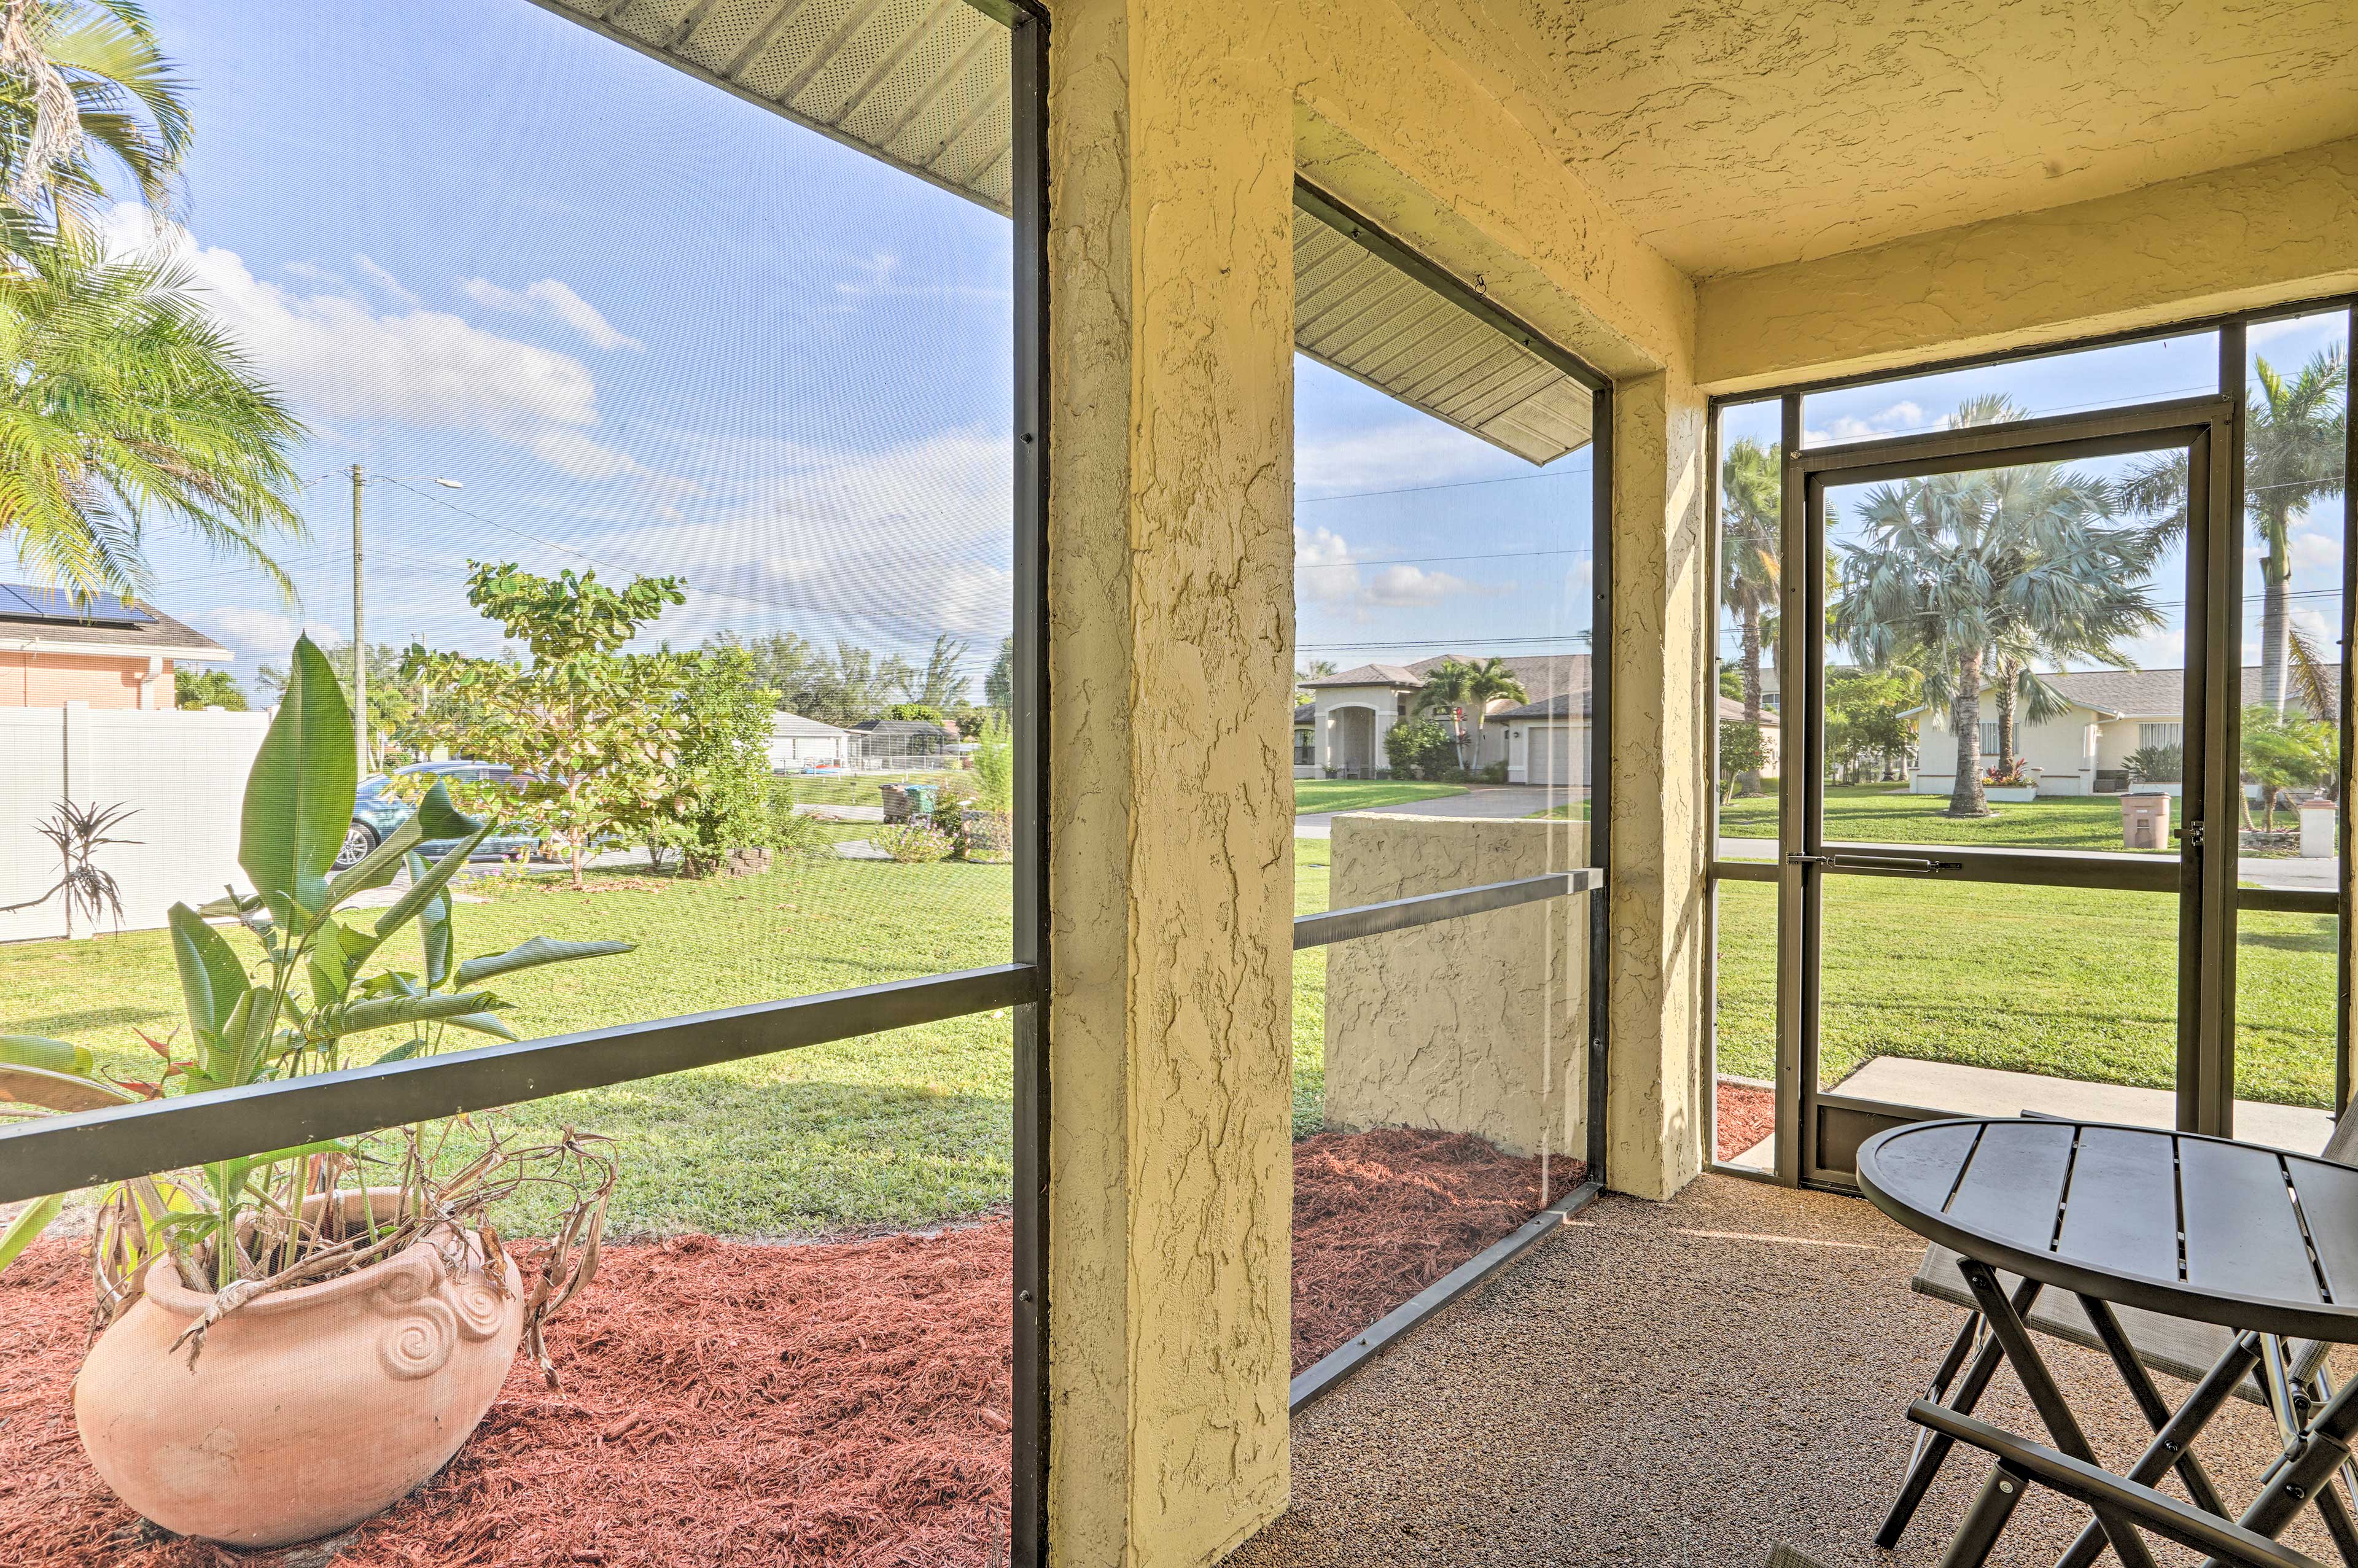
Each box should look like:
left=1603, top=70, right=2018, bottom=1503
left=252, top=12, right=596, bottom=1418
left=1410, top=0, right=2358, bottom=278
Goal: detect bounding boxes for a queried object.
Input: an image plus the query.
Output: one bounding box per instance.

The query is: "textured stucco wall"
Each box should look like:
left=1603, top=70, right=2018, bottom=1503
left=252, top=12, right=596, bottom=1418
left=1697, top=136, right=2358, bottom=394
left=1607, top=370, right=1713, bottom=1201
left=1323, top=815, right=1591, bottom=1159
left=1045, top=1, right=1296, bottom=1563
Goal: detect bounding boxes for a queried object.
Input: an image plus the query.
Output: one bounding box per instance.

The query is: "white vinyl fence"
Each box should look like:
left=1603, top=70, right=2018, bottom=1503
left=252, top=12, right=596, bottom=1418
left=0, top=703, right=270, bottom=944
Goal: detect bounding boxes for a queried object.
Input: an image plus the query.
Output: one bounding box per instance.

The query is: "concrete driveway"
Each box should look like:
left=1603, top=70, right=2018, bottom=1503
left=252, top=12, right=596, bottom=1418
left=1296, top=785, right=1572, bottom=839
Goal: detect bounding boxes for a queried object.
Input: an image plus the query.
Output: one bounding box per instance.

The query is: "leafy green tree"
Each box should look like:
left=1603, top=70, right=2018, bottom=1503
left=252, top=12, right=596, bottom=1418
left=1411, top=656, right=1527, bottom=772
left=1834, top=397, right=2162, bottom=818
left=1718, top=719, right=1766, bottom=802
left=2243, top=702, right=2335, bottom=834
left=173, top=665, right=243, bottom=710
left=0, top=234, right=308, bottom=600
left=0, top=0, right=189, bottom=238
left=882, top=702, right=945, bottom=726
left=2122, top=346, right=2346, bottom=713
left=1823, top=666, right=1919, bottom=783
left=399, top=563, right=688, bottom=889
left=1719, top=435, right=1781, bottom=726
left=906, top=632, right=970, bottom=712
left=648, top=644, right=779, bottom=876
left=983, top=634, right=1014, bottom=715
left=803, top=638, right=916, bottom=726
left=706, top=629, right=823, bottom=714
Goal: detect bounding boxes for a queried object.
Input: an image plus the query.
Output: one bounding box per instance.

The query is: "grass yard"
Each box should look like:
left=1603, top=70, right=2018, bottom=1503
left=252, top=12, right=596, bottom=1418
left=1718, top=782, right=2169, bottom=853
left=2, top=842, right=1347, bottom=1240
left=783, top=770, right=956, bottom=808
left=1295, top=779, right=1467, bottom=813
left=1713, top=878, right=2338, bottom=1108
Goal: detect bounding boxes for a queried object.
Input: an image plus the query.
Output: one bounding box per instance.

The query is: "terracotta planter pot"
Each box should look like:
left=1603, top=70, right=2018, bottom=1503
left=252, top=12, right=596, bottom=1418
left=74, top=1189, right=523, bottom=1548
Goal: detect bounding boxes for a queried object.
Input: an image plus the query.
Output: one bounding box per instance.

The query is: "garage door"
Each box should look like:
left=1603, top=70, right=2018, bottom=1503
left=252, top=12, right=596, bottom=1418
left=1531, top=724, right=1588, bottom=787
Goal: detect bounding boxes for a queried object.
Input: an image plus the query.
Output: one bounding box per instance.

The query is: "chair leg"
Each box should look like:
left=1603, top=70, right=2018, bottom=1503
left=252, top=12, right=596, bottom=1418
left=1879, top=1299, right=2025, bottom=1551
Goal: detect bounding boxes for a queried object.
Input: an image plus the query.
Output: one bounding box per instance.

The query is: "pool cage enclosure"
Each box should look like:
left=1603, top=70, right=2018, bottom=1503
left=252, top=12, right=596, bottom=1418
left=0, top=1, right=1622, bottom=1561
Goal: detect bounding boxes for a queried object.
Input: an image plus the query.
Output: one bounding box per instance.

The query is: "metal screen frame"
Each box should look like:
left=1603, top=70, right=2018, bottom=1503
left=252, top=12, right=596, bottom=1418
left=1703, top=298, right=2358, bottom=1189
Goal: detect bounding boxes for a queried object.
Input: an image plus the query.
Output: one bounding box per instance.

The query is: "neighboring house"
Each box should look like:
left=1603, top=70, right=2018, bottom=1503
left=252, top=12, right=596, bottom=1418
left=0, top=584, right=231, bottom=710
left=1299, top=653, right=1595, bottom=783
left=768, top=711, right=855, bottom=769
left=850, top=716, right=952, bottom=763
left=1905, top=666, right=2341, bottom=796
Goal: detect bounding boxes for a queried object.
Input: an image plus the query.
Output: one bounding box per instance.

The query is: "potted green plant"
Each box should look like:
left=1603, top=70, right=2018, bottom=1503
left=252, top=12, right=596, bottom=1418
left=0, top=638, right=632, bottom=1549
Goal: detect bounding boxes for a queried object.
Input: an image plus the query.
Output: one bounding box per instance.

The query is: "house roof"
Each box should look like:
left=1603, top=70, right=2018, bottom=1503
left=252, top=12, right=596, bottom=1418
left=771, top=711, right=854, bottom=740
left=1294, top=702, right=1313, bottom=725
left=0, top=587, right=228, bottom=662
left=1901, top=666, right=2343, bottom=722
left=1304, top=652, right=1595, bottom=708
left=851, top=718, right=951, bottom=736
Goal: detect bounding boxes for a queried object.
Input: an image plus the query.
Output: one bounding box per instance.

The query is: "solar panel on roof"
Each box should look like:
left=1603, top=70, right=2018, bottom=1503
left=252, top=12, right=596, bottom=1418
left=0, top=583, right=156, bottom=627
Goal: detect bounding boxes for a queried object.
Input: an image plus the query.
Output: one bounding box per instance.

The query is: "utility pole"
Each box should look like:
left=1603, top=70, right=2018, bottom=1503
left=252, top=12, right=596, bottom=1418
left=350, top=463, right=368, bottom=769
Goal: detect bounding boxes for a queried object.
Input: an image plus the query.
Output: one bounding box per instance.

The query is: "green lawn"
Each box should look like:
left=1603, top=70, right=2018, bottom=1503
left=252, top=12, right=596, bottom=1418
left=1718, top=783, right=2167, bottom=853
left=1714, top=878, right=2338, bottom=1108
left=4, top=844, right=1342, bottom=1239
left=1295, top=779, right=1467, bottom=813
left=784, top=770, right=954, bottom=809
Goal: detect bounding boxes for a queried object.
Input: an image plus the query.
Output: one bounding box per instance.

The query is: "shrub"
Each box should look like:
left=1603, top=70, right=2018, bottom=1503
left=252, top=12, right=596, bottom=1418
left=1384, top=716, right=1457, bottom=781
left=973, top=717, right=1014, bottom=813
left=2123, top=743, right=2182, bottom=785
left=1478, top=760, right=1509, bottom=785
left=1718, top=720, right=1766, bottom=801
left=873, top=821, right=954, bottom=863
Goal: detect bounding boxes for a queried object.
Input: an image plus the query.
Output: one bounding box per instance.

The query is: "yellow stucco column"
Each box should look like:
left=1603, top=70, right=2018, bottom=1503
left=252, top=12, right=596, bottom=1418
left=1044, top=1, right=1297, bottom=1562
left=1606, top=369, right=1713, bottom=1200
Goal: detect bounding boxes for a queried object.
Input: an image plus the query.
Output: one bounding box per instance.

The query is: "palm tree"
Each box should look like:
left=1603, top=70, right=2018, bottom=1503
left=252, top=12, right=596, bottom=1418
left=1721, top=436, right=1780, bottom=794
left=0, top=234, right=308, bottom=597
left=1412, top=656, right=1527, bottom=773
left=1834, top=398, right=2163, bottom=818
left=0, top=1, right=188, bottom=238
left=2120, top=344, right=2348, bottom=712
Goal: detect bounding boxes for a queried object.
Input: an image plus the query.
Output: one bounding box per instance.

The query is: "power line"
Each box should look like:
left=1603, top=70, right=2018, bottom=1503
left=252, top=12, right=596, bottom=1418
left=1298, top=462, right=1593, bottom=506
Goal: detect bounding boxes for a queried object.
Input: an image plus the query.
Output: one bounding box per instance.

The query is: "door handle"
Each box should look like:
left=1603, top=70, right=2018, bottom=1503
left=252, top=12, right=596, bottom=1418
left=1789, top=852, right=1963, bottom=875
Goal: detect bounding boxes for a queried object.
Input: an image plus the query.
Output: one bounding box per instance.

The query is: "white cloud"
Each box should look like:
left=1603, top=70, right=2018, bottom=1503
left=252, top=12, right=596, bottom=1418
left=99, top=206, right=649, bottom=483
left=574, top=427, right=1018, bottom=637
left=455, top=274, right=643, bottom=351
left=1296, top=421, right=1524, bottom=496
left=353, top=254, right=422, bottom=309
left=2292, top=528, right=2343, bottom=572
left=1295, top=525, right=1482, bottom=615
left=199, top=606, right=343, bottom=661
left=1804, top=400, right=1929, bottom=446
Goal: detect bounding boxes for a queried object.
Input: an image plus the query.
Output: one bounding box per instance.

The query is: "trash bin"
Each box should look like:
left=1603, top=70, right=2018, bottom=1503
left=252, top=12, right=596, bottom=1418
left=877, top=783, right=909, bottom=823
left=2120, top=792, right=2170, bottom=851
left=903, top=783, right=940, bottom=819
left=2302, top=797, right=2338, bottom=859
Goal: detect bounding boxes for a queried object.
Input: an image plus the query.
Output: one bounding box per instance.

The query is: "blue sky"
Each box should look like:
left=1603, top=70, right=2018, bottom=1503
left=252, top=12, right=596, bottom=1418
left=1718, top=309, right=2351, bottom=685
left=14, top=0, right=1592, bottom=701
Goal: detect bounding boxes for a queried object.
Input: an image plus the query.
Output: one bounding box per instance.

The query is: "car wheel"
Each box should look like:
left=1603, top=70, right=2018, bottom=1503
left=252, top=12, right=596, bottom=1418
left=333, top=821, right=378, bottom=871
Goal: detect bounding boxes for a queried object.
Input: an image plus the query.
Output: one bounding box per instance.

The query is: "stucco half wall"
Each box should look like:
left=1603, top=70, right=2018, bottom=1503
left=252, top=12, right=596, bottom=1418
left=1324, top=814, right=1590, bottom=1161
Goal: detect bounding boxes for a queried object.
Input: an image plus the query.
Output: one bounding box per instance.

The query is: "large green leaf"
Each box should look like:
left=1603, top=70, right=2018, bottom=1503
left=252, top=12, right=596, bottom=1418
left=454, top=935, right=634, bottom=988
left=440, top=1012, right=519, bottom=1042
left=319, top=780, right=484, bottom=908
left=410, top=851, right=455, bottom=990
left=238, top=636, right=357, bottom=921
left=166, top=902, right=247, bottom=1048
left=371, top=821, right=495, bottom=940
left=222, top=987, right=286, bottom=1087
left=0, top=1193, right=64, bottom=1275
left=313, top=989, right=503, bottom=1041
left=0, top=1063, right=138, bottom=1111
left=0, top=1036, right=92, bottom=1075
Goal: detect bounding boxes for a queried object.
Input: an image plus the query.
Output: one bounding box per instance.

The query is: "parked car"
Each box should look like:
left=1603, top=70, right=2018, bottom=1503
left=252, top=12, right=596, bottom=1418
left=335, top=760, right=542, bottom=871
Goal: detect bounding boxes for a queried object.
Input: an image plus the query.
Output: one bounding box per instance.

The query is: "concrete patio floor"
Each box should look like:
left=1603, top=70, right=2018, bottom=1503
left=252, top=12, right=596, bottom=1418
left=1232, top=1174, right=2337, bottom=1568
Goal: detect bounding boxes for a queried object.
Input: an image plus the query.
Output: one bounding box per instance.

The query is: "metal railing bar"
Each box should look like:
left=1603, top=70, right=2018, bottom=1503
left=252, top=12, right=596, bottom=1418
left=0, top=963, right=1039, bottom=1206
left=2238, top=888, right=2343, bottom=917
left=1291, top=869, right=1602, bottom=951
left=1792, top=395, right=2228, bottom=479
left=1289, top=1176, right=1602, bottom=1413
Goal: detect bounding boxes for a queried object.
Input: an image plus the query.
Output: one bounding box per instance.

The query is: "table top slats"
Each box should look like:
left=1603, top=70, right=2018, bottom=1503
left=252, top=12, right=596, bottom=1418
left=1864, top=1120, right=1982, bottom=1215
left=2289, top=1159, right=2358, bottom=1304
left=1945, top=1120, right=2077, bottom=1238
left=2055, top=1126, right=2182, bottom=1283
left=2178, top=1138, right=2320, bottom=1305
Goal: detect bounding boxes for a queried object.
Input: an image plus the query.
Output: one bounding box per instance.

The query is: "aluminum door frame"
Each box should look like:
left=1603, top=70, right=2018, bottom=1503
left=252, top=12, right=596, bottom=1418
left=1773, top=386, right=2239, bottom=1187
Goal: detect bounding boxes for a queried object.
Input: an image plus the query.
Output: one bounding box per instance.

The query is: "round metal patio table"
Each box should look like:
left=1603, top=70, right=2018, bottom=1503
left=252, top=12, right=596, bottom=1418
left=1856, top=1117, right=2358, bottom=1568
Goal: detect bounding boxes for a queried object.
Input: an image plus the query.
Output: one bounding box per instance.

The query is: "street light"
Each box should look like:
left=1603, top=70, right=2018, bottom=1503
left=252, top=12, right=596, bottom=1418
left=347, top=468, right=464, bottom=767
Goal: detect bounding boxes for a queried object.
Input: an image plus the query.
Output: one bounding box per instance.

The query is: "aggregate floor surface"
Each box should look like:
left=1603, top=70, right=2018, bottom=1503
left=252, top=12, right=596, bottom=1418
left=1231, top=1173, right=2340, bottom=1568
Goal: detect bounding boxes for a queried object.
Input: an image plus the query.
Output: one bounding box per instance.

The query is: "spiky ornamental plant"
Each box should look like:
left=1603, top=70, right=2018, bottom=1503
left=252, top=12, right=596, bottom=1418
left=0, top=637, right=630, bottom=1362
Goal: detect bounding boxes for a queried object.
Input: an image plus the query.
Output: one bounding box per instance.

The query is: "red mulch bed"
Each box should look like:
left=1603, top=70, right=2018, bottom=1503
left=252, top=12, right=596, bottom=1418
left=1291, top=1127, right=1576, bottom=1373
left=1, top=1128, right=1565, bottom=1567
left=1714, top=1078, right=1778, bottom=1163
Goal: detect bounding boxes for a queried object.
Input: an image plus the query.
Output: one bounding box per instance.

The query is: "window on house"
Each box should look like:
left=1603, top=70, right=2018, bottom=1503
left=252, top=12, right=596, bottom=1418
left=1979, top=722, right=2002, bottom=755
left=2140, top=723, right=2182, bottom=749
